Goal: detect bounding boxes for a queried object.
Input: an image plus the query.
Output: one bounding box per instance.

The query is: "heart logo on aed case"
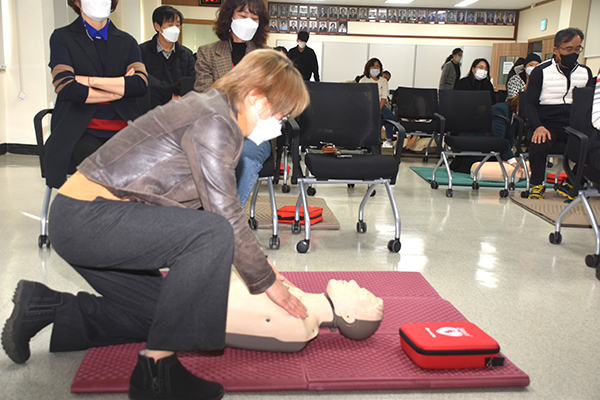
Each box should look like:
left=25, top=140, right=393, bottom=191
left=436, top=327, right=472, bottom=337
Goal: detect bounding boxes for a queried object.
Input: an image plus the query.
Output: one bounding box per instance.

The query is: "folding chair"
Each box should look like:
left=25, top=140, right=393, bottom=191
left=431, top=90, right=511, bottom=198
left=291, top=82, right=404, bottom=253
left=549, top=87, right=600, bottom=280
left=247, top=154, right=280, bottom=249
left=393, top=86, right=442, bottom=162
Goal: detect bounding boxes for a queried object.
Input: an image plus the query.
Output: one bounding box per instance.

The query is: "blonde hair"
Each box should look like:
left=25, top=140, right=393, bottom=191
left=212, top=49, right=309, bottom=118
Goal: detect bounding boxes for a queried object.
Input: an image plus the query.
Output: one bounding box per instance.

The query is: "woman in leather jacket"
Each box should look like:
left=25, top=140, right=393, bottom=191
left=2, top=50, right=309, bottom=400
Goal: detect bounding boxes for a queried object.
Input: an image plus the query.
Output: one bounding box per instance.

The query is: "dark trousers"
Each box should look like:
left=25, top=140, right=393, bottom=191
left=48, top=194, right=234, bottom=352
left=528, top=125, right=567, bottom=185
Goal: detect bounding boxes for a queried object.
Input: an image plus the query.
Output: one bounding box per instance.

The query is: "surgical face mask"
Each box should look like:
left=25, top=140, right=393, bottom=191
left=455, top=55, right=462, bottom=63
left=81, top=0, right=112, bottom=22
left=370, top=68, right=380, bottom=78
left=247, top=107, right=283, bottom=145
left=526, top=66, right=535, bottom=75
left=298, top=41, right=307, bottom=49
left=161, top=26, right=180, bottom=43
left=474, top=69, right=487, bottom=80
left=231, top=18, right=259, bottom=42
left=559, top=52, right=578, bottom=69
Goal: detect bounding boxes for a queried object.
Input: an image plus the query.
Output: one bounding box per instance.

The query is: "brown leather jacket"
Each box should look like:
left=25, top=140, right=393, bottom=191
left=78, top=89, right=275, bottom=294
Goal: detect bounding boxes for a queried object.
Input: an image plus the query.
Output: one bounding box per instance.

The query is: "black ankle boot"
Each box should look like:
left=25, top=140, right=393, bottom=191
left=129, top=351, right=224, bottom=400
left=2, top=280, right=62, bottom=364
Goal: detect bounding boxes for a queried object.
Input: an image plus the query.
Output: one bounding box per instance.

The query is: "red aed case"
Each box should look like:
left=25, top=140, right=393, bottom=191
left=399, top=322, right=504, bottom=369
left=277, top=205, right=323, bottom=225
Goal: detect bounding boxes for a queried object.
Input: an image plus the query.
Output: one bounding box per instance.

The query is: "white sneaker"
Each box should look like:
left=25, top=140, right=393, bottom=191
left=382, top=139, right=393, bottom=148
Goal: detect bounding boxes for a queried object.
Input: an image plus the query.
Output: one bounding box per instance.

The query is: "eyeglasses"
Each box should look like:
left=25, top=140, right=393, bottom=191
left=559, top=46, right=583, bottom=54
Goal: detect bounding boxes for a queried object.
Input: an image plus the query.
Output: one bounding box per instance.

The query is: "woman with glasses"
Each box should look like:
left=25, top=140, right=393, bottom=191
left=456, top=58, right=496, bottom=105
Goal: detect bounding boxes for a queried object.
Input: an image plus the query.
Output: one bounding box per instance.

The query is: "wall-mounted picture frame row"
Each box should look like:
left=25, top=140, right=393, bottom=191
left=269, top=19, right=348, bottom=35
left=268, top=3, right=517, bottom=25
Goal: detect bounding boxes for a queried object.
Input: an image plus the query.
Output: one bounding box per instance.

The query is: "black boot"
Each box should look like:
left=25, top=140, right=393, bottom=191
left=2, top=280, right=62, bottom=364
left=129, top=351, right=224, bottom=400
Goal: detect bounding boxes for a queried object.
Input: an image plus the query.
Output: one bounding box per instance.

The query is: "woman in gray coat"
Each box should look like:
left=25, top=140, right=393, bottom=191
left=439, top=48, right=463, bottom=90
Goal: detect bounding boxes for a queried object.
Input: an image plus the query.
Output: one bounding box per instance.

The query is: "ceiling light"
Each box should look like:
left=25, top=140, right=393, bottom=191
left=454, top=0, right=479, bottom=7
left=385, top=0, right=414, bottom=4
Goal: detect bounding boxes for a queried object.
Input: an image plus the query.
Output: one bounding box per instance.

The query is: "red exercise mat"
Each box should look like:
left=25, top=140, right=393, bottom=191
left=71, top=271, right=529, bottom=393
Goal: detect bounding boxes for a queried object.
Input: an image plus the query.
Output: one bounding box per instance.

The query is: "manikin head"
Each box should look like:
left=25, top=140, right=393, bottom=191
left=326, top=280, right=384, bottom=340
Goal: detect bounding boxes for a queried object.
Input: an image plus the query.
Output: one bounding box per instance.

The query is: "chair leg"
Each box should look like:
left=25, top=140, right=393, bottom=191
left=551, top=192, right=583, bottom=244
left=580, top=193, right=600, bottom=258
left=248, top=180, right=261, bottom=230
left=358, top=184, right=378, bottom=227
left=384, top=180, right=401, bottom=253
left=266, top=177, right=280, bottom=249
left=493, top=153, right=509, bottom=197
left=38, top=186, right=52, bottom=248
left=295, top=180, right=310, bottom=253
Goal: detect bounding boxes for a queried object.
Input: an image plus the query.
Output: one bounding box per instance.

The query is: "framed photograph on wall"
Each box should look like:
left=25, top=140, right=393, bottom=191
left=279, top=19, right=288, bottom=31
left=328, top=21, right=337, bottom=33
left=269, top=18, right=278, bottom=31
left=476, top=11, right=486, bottom=23
left=338, top=21, right=347, bottom=34
left=358, top=7, right=368, bottom=20
left=269, top=4, right=278, bottom=16
left=319, top=6, right=328, bottom=18
left=437, top=10, right=446, bottom=22
left=408, top=9, right=417, bottom=22
left=378, top=8, right=387, bottom=21
left=349, top=7, right=358, bottom=20
left=447, top=10, right=456, bottom=23
left=318, top=20, right=327, bottom=32
left=339, top=7, right=348, bottom=19
left=368, top=8, right=377, bottom=19
left=399, top=8, right=407, bottom=22
left=289, top=5, right=298, bottom=17
left=309, top=20, right=318, bottom=31
left=329, top=6, right=338, bottom=19
left=299, top=5, right=308, bottom=17
left=487, top=11, right=495, bottom=24
left=388, top=8, right=397, bottom=21
left=289, top=19, right=298, bottom=31
left=279, top=4, right=288, bottom=17
left=506, top=11, right=515, bottom=24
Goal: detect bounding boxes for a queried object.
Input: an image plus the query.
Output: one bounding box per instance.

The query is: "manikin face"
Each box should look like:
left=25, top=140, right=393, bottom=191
left=326, top=280, right=384, bottom=323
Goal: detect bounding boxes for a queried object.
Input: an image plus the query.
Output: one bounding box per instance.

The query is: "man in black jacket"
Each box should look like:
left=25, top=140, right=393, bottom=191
left=288, top=31, right=320, bottom=82
left=139, top=5, right=195, bottom=109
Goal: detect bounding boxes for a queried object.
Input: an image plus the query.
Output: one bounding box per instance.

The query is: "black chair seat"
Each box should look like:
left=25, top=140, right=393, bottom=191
left=305, top=153, right=399, bottom=180
left=258, top=153, right=275, bottom=177
left=445, top=136, right=508, bottom=153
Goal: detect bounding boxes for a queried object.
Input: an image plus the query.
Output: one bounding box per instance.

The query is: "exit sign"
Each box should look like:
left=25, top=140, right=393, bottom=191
left=540, top=19, right=547, bottom=31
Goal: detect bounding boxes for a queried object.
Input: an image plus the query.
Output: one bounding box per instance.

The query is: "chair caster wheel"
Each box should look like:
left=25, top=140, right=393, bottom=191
left=472, top=182, right=480, bottom=190
left=248, top=218, right=258, bottom=230
left=431, top=181, right=439, bottom=189
left=307, top=187, right=316, bottom=196
left=499, top=189, right=509, bottom=198
left=508, top=182, right=515, bottom=190
left=38, top=235, right=51, bottom=248
left=549, top=232, right=562, bottom=244
left=585, top=254, right=599, bottom=268
left=347, top=184, right=355, bottom=188
left=291, top=220, right=301, bottom=234
left=547, top=161, right=553, bottom=168
left=356, top=221, right=367, bottom=233
left=282, top=184, right=291, bottom=193
left=446, top=189, right=453, bottom=197
left=370, top=189, right=376, bottom=197
left=387, top=239, right=401, bottom=253
left=269, top=236, right=280, bottom=250
left=423, top=156, right=428, bottom=162
left=521, top=191, right=529, bottom=198
left=296, top=240, right=309, bottom=253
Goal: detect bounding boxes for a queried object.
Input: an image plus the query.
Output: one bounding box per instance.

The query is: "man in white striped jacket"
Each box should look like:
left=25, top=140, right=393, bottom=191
left=525, top=27, right=594, bottom=199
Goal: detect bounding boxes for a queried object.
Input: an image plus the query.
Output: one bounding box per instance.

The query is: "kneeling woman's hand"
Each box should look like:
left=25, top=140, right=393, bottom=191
left=265, top=280, right=308, bottom=319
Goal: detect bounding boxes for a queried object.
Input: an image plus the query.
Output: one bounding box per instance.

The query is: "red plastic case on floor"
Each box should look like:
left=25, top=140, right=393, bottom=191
left=399, top=322, right=504, bottom=369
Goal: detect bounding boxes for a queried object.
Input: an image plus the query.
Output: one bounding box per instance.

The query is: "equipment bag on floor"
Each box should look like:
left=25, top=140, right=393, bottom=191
left=399, top=321, right=504, bottom=369
left=277, top=205, right=323, bottom=225
left=546, top=172, right=568, bottom=185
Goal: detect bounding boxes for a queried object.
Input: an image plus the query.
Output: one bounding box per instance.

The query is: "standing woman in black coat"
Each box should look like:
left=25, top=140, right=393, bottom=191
left=45, top=0, right=148, bottom=189
left=456, top=58, right=496, bottom=105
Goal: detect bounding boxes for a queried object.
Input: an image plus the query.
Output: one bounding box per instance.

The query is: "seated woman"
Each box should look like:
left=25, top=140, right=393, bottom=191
left=456, top=58, right=496, bottom=105
left=359, top=58, right=404, bottom=149
left=506, top=53, right=541, bottom=100
left=226, top=273, right=384, bottom=352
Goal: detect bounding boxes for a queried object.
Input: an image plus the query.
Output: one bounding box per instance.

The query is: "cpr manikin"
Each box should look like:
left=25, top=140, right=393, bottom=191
left=225, top=272, right=384, bottom=352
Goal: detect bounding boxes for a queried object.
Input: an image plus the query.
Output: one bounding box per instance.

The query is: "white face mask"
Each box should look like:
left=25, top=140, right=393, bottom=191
left=455, top=55, right=462, bottom=63
left=370, top=68, right=380, bottom=78
left=298, top=41, right=307, bottom=49
left=525, top=66, right=535, bottom=75
left=474, top=69, right=488, bottom=81
left=161, top=26, right=180, bottom=43
left=81, top=0, right=112, bottom=22
left=247, top=107, right=283, bottom=145
left=231, top=18, right=259, bottom=42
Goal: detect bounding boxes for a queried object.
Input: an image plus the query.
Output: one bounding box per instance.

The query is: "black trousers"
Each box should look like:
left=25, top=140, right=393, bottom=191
left=48, top=194, right=234, bottom=352
left=528, top=125, right=567, bottom=185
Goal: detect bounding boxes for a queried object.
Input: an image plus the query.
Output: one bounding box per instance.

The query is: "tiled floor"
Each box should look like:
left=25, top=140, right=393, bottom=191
left=1, top=152, right=599, bottom=399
